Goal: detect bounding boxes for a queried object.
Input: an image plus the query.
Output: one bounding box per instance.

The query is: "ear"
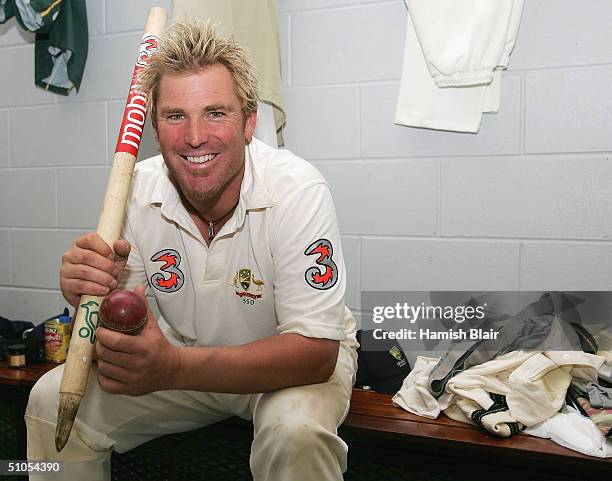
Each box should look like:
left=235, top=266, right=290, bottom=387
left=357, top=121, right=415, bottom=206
left=244, top=109, right=257, bottom=143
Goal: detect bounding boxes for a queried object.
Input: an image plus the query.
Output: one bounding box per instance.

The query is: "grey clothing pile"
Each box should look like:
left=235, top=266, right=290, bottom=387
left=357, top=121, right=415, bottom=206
left=427, top=292, right=589, bottom=398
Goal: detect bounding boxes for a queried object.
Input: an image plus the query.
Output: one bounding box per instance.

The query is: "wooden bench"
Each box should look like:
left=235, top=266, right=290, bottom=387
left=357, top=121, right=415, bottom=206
left=2, top=362, right=611, bottom=478
left=345, top=387, right=612, bottom=473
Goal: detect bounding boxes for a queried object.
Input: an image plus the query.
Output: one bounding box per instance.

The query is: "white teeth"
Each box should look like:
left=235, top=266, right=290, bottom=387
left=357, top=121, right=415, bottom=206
left=185, top=154, right=216, bottom=163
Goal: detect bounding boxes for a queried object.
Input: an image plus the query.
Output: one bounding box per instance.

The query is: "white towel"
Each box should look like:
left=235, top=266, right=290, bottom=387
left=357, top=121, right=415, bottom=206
left=526, top=406, right=612, bottom=458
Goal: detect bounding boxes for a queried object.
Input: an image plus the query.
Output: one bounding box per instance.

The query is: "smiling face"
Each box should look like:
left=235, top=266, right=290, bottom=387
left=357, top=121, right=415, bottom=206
left=152, top=63, right=256, bottom=212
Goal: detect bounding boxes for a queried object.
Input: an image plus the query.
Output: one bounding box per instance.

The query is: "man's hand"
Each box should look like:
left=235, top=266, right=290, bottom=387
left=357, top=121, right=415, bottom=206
left=60, top=233, right=131, bottom=307
left=95, top=284, right=181, bottom=396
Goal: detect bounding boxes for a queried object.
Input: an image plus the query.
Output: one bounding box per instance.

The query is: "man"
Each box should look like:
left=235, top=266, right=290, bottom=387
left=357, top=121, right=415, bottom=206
left=26, top=19, right=357, bottom=481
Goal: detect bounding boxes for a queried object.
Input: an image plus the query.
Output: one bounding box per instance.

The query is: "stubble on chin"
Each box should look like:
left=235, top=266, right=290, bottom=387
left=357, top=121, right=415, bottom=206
left=184, top=185, right=221, bottom=202
left=163, top=152, right=246, bottom=209
left=165, top=168, right=220, bottom=204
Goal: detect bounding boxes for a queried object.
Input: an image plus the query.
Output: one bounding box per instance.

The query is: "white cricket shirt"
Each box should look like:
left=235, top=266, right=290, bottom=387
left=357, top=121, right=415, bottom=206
left=119, top=138, right=356, bottom=349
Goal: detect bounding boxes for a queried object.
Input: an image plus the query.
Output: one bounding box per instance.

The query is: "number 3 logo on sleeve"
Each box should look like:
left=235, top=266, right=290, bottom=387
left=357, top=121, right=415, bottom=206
left=150, top=248, right=185, bottom=293
left=304, top=239, right=338, bottom=290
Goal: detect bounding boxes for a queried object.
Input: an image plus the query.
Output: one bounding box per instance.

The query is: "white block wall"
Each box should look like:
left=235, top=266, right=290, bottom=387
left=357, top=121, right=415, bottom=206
left=1, top=0, right=611, bottom=325
left=0, top=0, right=167, bottom=321
left=279, top=0, right=612, bottom=323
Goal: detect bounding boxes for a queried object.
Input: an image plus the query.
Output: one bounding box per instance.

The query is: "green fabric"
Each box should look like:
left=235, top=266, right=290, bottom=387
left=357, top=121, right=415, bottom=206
left=35, top=0, right=88, bottom=94
left=0, top=0, right=88, bottom=95
left=12, top=0, right=60, bottom=32
left=0, top=0, right=15, bottom=24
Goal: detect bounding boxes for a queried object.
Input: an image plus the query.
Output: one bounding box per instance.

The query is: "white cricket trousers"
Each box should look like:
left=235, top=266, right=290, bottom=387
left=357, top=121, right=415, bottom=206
left=25, top=337, right=356, bottom=481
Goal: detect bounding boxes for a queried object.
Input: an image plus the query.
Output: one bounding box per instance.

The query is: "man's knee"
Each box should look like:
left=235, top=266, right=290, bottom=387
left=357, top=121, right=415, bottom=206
left=26, top=365, right=63, bottom=421
left=26, top=365, right=113, bottom=464
left=253, top=389, right=347, bottom=460
left=264, top=414, right=332, bottom=451
left=251, top=409, right=348, bottom=480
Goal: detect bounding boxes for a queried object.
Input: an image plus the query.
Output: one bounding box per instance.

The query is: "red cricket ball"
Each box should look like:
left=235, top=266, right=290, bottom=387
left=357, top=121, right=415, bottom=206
left=99, top=289, right=148, bottom=335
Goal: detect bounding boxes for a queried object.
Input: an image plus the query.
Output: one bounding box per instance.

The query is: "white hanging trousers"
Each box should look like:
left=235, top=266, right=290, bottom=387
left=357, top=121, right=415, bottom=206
left=395, top=0, right=524, bottom=132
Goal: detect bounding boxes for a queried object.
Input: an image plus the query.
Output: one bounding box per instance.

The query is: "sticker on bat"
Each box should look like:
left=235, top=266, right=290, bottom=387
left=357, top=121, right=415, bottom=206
left=78, top=300, right=100, bottom=344
left=115, top=33, right=160, bottom=156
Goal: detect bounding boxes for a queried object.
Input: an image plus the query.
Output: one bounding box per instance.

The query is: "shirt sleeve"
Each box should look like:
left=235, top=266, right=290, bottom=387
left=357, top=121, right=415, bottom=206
left=269, top=181, right=349, bottom=341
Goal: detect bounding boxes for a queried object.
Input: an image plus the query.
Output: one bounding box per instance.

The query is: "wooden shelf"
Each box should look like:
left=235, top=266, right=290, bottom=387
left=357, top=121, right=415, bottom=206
left=344, top=388, right=611, bottom=467
left=0, top=359, right=58, bottom=387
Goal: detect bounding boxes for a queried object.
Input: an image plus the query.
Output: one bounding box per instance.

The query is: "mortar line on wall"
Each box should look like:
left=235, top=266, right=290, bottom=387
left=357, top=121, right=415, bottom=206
left=522, top=149, right=612, bottom=157
left=5, top=100, right=129, bottom=113
left=105, top=101, right=110, bottom=164
left=280, top=0, right=400, bottom=16
left=5, top=103, right=60, bottom=112
left=520, top=73, right=525, bottom=155
left=8, top=228, right=12, bottom=285
left=304, top=150, right=611, bottom=162
left=517, top=242, right=524, bottom=290
left=0, top=164, right=108, bottom=172
left=64, top=96, right=127, bottom=104
left=437, top=158, right=442, bottom=237
left=8, top=100, right=107, bottom=111
left=0, top=45, right=29, bottom=51
left=90, top=31, right=146, bottom=40
left=55, top=165, right=109, bottom=171
left=0, top=43, right=33, bottom=53
left=286, top=79, right=399, bottom=90
left=54, top=168, right=59, bottom=227
left=0, top=285, right=63, bottom=294
left=357, top=234, right=363, bottom=312
left=510, top=63, right=612, bottom=73
left=0, top=20, right=34, bottom=48
left=351, top=234, right=612, bottom=244
left=357, top=85, right=362, bottom=157
left=55, top=290, right=62, bottom=312
left=9, top=227, right=92, bottom=234
left=6, top=109, right=11, bottom=167
left=11, top=282, right=60, bottom=290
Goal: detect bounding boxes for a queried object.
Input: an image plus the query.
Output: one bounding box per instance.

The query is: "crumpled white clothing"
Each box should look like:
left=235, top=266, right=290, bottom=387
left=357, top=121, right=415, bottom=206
left=525, top=406, right=612, bottom=458
left=595, top=328, right=612, bottom=377
left=393, top=350, right=604, bottom=427
left=441, top=350, right=603, bottom=426
left=395, top=0, right=524, bottom=132
left=392, top=356, right=441, bottom=418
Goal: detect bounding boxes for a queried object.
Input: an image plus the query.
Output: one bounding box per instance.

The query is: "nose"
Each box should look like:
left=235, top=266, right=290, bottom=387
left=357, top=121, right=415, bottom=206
left=184, top=118, right=208, bottom=148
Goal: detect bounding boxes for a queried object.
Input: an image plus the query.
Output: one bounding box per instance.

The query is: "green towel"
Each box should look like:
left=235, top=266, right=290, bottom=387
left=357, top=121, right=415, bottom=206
left=0, top=0, right=88, bottom=95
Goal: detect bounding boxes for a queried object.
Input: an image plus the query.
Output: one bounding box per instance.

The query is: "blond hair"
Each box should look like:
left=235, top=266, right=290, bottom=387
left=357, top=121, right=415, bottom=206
left=141, top=19, right=260, bottom=120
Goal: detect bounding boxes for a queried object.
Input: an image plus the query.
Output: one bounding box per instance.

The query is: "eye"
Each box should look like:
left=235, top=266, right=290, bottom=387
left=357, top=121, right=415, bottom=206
left=167, top=113, right=185, bottom=122
left=209, top=111, right=225, bottom=120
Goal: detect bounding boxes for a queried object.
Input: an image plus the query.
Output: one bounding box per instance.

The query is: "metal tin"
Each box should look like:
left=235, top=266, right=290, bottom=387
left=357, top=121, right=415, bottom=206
left=8, top=343, right=26, bottom=368
left=44, top=319, right=71, bottom=363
